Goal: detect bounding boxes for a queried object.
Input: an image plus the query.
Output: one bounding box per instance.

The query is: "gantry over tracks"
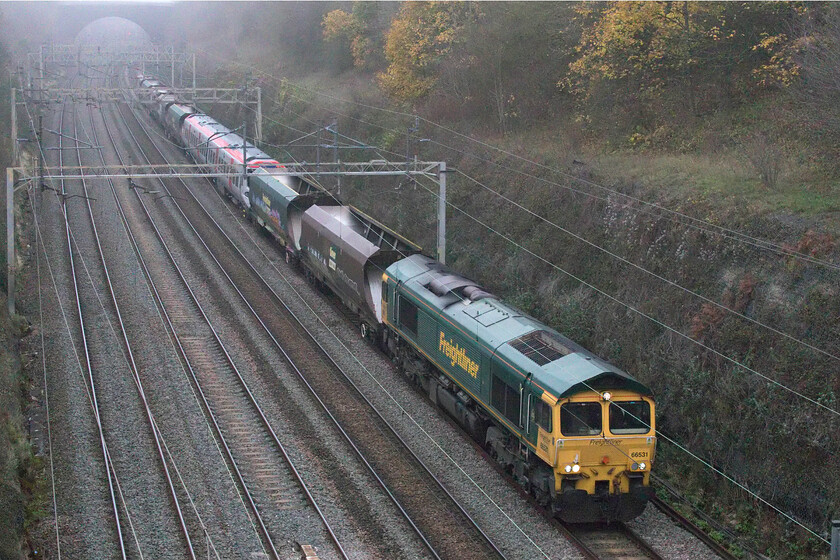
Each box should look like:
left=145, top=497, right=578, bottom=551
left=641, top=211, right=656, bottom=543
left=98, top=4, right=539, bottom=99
left=6, top=158, right=448, bottom=316
left=103, top=96, right=506, bottom=558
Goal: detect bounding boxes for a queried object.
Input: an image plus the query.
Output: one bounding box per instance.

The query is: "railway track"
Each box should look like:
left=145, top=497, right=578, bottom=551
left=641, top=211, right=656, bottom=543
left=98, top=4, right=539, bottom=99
left=650, top=476, right=751, bottom=560
left=72, top=88, right=202, bottom=560
left=96, top=93, right=347, bottom=560
left=559, top=522, right=664, bottom=560
left=52, top=79, right=129, bottom=559
left=113, top=92, right=509, bottom=559
left=34, top=65, right=245, bottom=560
left=26, top=59, right=752, bottom=560
left=120, top=70, right=752, bottom=560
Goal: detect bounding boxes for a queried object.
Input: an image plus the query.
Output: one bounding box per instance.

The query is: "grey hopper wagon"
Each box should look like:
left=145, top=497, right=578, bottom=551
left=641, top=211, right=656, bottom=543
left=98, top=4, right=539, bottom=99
left=299, top=204, right=420, bottom=327
left=165, top=103, right=197, bottom=139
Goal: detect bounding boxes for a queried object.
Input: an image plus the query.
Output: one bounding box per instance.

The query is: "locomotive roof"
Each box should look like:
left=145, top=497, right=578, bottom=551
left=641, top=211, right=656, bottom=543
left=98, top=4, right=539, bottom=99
left=386, top=254, right=652, bottom=399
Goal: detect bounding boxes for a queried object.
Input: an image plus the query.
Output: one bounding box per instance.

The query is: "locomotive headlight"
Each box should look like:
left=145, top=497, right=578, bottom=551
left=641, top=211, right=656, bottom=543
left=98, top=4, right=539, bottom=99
left=602, top=392, right=612, bottom=401
left=571, top=464, right=581, bottom=473
left=631, top=462, right=639, bottom=471
left=639, top=462, right=646, bottom=471
left=564, top=465, right=572, bottom=473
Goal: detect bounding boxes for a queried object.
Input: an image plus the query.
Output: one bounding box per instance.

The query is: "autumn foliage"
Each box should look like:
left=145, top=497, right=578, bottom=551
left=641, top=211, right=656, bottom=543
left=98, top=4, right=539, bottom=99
left=321, top=2, right=829, bottom=141
left=377, top=2, right=475, bottom=101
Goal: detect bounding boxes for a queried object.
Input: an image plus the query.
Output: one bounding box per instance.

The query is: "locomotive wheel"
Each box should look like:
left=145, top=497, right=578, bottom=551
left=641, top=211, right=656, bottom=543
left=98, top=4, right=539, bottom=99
left=360, top=322, right=369, bottom=340
left=285, top=251, right=291, bottom=265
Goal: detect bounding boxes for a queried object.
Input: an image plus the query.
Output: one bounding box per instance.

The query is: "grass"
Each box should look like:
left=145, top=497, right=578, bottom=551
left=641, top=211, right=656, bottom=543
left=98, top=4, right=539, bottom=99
left=588, top=150, right=840, bottom=221
left=477, top=95, right=840, bottom=226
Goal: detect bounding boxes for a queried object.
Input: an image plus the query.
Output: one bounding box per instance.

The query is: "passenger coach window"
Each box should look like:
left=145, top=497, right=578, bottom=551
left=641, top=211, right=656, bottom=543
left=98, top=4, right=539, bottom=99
left=398, top=295, right=418, bottom=336
left=532, top=398, right=552, bottom=432
left=492, top=376, right=520, bottom=426
left=560, top=402, right=602, bottom=436
left=609, top=401, right=650, bottom=434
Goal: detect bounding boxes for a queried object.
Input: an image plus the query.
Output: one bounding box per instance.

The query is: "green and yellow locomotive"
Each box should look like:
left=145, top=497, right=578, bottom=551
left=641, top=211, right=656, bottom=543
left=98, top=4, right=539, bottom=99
left=140, top=67, right=656, bottom=523
left=381, top=255, right=655, bottom=523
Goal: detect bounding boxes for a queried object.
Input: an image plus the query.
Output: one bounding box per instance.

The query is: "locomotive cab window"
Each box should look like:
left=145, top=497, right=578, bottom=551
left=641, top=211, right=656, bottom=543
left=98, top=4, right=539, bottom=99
left=531, top=398, right=552, bottom=432
left=609, top=401, right=650, bottom=435
left=560, top=402, right=602, bottom=436
left=398, top=294, right=418, bottom=337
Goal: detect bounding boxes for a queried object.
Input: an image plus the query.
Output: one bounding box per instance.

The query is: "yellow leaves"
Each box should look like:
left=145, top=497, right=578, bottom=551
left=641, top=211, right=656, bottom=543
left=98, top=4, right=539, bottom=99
left=377, top=1, right=474, bottom=102
left=752, top=33, right=802, bottom=88
left=322, top=9, right=356, bottom=41
left=566, top=0, right=806, bottom=113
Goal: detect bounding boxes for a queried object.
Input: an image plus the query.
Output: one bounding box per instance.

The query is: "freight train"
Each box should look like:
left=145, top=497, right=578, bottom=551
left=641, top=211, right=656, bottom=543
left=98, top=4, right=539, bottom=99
left=131, top=69, right=656, bottom=523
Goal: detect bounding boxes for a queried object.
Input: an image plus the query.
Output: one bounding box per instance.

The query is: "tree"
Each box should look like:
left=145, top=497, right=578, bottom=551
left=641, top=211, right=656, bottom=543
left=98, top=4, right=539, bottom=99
left=377, top=2, right=476, bottom=102
left=322, top=2, right=394, bottom=71
left=436, top=2, right=580, bottom=132
left=564, top=2, right=807, bottom=138
left=791, top=4, right=840, bottom=169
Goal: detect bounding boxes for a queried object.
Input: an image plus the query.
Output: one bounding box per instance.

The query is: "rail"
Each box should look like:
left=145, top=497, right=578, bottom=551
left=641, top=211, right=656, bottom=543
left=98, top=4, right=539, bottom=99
left=100, top=95, right=348, bottom=560
left=120, top=98, right=507, bottom=560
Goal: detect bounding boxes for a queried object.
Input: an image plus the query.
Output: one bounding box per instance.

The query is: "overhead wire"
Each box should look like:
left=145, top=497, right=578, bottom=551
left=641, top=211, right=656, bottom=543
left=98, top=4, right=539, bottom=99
left=249, top=91, right=840, bottom=411
left=234, top=78, right=840, bottom=420
left=141, top=59, right=840, bottom=421
left=78, top=99, right=230, bottom=558
left=454, top=171, right=840, bottom=363
left=100, top=99, right=269, bottom=554
left=183, top=48, right=835, bottom=543
left=577, top=377, right=830, bottom=545
left=29, top=179, right=146, bottom=558
left=220, top=51, right=840, bottom=271
left=29, top=188, right=62, bottom=559
left=518, top=303, right=829, bottom=543
left=408, top=174, right=840, bottom=418
left=192, top=157, right=553, bottom=560
left=119, top=97, right=532, bottom=557
left=144, top=80, right=557, bottom=553
left=229, top=133, right=831, bottom=546
left=228, top=109, right=833, bottom=544
left=258, top=88, right=840, bottom=376
left=278, top=86, right=840, bottom=271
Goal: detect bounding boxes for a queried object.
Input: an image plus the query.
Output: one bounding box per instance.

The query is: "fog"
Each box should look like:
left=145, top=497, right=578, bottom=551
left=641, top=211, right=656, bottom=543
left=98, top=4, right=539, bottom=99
left=1, top=2, right=345, bottom=75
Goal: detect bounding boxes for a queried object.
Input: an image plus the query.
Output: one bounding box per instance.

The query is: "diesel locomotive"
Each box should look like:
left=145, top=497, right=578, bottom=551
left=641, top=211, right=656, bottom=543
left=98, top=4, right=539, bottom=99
left=133, top=69, right=656, bottom=523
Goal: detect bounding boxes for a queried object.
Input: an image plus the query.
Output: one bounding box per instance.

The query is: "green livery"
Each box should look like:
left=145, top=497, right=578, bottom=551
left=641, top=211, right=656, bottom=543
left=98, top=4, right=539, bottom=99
left=384, top=254, right=652, bottom=451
